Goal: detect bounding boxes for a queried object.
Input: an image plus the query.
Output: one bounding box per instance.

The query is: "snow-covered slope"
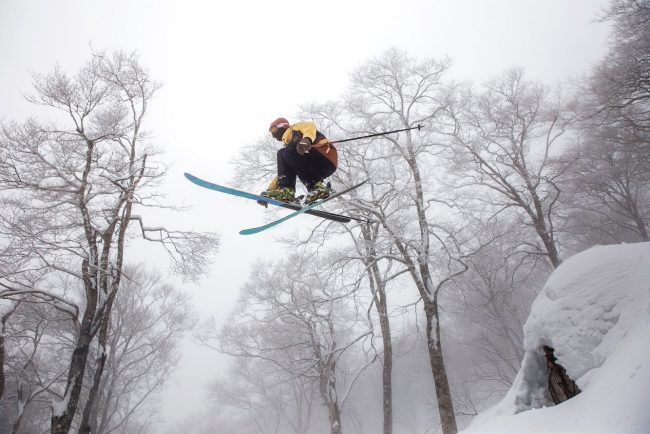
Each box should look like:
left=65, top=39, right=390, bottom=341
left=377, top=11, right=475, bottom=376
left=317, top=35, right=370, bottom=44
left=460, top=242, right=650, bottom=434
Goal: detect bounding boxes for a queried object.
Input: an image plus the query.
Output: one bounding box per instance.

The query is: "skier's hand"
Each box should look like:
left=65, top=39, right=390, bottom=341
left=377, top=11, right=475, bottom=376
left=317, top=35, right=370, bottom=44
left=297, top=138, right=312, bottom=155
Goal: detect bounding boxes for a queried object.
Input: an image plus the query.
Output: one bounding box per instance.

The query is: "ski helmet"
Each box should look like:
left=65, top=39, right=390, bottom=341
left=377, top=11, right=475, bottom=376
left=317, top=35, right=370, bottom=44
left=269, top=117, right=290, bottom=131
left=269, top=117, right=290, bottom=140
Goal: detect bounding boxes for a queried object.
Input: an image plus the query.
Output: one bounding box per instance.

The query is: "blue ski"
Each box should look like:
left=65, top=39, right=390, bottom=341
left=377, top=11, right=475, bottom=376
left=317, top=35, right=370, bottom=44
left=184, top=173, right=365, bottom=227
left=238, top=179, right=369, bottom=235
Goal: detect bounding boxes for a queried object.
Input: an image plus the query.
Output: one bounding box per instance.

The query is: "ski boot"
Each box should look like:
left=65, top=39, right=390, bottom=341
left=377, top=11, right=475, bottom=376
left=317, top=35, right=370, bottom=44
left=304, top=181, right=331, bottom=204
left=261, top=186, right=296, bottom=203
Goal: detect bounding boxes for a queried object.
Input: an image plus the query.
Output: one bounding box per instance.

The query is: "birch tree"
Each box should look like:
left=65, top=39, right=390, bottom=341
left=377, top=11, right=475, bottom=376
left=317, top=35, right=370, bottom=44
left=0, top=265, right=192, bottom=433
left=81, top=265, right=196, bottom=433
left=444, top=220, right=545, bottom=416
left=0, top=301, right=69, bottom=433
left=442, top=68, right=572, bottom=268
left=232, top=105, right=401, bottom=434
left=208, top=253, right=374, bottom=434
left=206, top=358, right=319, bottom=434
left=562, top=122, right=650, bottom=245
left=340, top=48, right=473, bottom=434
left=593, top=0, right=650, bottom=135
left=291, top=102, right=408, bottom=434
left=0, top=51, right=218, bottom=433
left=561, top=0, right=650, bottom=245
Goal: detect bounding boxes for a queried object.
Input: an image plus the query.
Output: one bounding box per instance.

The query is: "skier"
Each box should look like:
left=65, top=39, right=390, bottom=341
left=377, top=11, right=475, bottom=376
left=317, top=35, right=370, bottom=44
left=261, top=117, right=338, bottom=204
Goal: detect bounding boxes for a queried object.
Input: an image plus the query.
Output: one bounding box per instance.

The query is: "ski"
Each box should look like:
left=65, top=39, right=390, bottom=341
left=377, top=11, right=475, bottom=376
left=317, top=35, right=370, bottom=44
left=184, top=173, right=355, bottom=224
left=239, top=179, right=369, bottom=235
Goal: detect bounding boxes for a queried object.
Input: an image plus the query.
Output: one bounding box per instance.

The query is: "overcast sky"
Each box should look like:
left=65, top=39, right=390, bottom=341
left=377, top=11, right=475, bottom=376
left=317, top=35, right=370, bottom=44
left=0, top=0, right=612, bottom=426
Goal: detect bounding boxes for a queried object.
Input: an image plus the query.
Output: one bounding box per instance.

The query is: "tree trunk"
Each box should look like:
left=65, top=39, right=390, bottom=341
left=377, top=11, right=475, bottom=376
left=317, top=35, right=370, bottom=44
left=0, top=328, right=6, bottom=401
left=411, top=153, right=458, bottom=434
left=377, top=291, right=393, bottom=434
left=79, top=352, right=106, bottom=433
left=0, top=303, right=20, bottom=401
left=328, top=398, right=342, bottom=434
left=51, top=260, right=98, bottom=434
left=424, top=300, right=457, bottom=434
left=628, top=202, right=650, bottom=241
left=543, top=346, right=581, bottom=404
left=361, top=225, right=393, bottom=434
left=536, top=227, right=562, bottom=269
left=79, top=286, right=118, bottom=433
left=50, top=326, right=93, bottom=433
left=528, top=184, right=562, bottom=269
left=11, top=384, right=24, bottom=434
left=320, top=357, right=342, bottom=434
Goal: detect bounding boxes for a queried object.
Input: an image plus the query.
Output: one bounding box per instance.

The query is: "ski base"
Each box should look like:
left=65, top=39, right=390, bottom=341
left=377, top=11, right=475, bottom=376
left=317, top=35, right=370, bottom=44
left=184, top=173, right=358, bottom=226
left=239, top=179, right=369, bottom=235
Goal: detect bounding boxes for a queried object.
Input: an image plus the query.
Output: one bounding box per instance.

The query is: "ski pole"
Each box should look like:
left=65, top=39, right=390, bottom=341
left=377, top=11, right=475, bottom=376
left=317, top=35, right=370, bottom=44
left=328, top=124, right=422, bottom=145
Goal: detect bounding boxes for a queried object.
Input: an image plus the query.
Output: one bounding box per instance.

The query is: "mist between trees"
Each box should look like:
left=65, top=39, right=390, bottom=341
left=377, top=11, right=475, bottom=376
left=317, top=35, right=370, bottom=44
left=1, top=1, right=649, bottom=433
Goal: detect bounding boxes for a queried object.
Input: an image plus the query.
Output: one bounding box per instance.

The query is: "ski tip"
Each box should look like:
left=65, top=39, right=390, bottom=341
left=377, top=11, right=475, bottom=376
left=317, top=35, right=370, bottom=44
left=184, top=172, right=204, bottom=185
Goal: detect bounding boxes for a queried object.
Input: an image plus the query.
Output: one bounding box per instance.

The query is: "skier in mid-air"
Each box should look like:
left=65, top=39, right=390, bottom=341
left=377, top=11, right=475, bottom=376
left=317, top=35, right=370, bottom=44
left=261, top=117, right=338, bottom=204
left=185, top=121, right=419, bottom=233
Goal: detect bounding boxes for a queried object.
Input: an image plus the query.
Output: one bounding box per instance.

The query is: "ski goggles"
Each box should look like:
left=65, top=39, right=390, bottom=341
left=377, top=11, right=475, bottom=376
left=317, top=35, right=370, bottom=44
left=269, top=124, right=288, bottom=140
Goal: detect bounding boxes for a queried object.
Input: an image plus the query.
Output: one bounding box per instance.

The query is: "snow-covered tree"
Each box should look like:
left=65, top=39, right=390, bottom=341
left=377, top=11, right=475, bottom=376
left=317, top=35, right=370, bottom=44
left=0, top=301, right=69, bottom=433
left=0, top=264, right=194, bottom=433
left=82, top=264, right=197, bottom=433
left=442, top=68, right=572, bottom=268
left=337, top=48, right=472, bottom=434
left=0, top=51, right=218, bottom=433
left=205, top=253, right=374, bottom=434
left=560, top=0, right=650, bottom=246
left=444, top=220, right=547, bottom=418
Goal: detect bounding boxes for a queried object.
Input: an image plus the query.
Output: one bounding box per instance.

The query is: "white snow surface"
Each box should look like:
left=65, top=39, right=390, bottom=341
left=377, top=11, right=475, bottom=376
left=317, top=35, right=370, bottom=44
left=460, top=242, right=650, bottom=434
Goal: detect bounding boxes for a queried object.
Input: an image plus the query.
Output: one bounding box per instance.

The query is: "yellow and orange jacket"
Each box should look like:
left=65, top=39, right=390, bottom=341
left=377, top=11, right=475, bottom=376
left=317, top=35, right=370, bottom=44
left=281, top=121, right=338, bottom=168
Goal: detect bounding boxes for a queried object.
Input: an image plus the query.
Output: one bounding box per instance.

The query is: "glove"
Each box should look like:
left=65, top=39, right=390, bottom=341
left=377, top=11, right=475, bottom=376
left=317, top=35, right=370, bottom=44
left=297, top=137, right=312, bottom=155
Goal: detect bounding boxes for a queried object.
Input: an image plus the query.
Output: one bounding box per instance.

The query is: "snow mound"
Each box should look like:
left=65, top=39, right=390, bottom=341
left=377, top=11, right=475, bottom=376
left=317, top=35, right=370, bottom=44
left=460, top=242, right=650, bottom=434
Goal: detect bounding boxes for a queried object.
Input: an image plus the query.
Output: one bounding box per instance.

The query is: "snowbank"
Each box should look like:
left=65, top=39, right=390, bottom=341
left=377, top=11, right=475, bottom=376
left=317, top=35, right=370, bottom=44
left=460, top=242, right=650, bottom=434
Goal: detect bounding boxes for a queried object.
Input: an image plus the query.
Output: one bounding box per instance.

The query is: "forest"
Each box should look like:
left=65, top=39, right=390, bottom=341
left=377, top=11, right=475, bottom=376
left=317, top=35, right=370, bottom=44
left=0, top=1, right=648, bottom=433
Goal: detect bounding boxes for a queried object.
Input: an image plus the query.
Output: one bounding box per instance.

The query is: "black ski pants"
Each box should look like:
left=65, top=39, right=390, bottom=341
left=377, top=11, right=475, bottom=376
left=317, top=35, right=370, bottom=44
left=277, top=146, right=335, bottom=191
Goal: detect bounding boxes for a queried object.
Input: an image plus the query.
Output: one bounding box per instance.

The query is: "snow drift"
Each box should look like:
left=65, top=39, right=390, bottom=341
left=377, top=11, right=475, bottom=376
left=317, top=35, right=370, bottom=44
left=460, top=242, right=650, bottom=434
